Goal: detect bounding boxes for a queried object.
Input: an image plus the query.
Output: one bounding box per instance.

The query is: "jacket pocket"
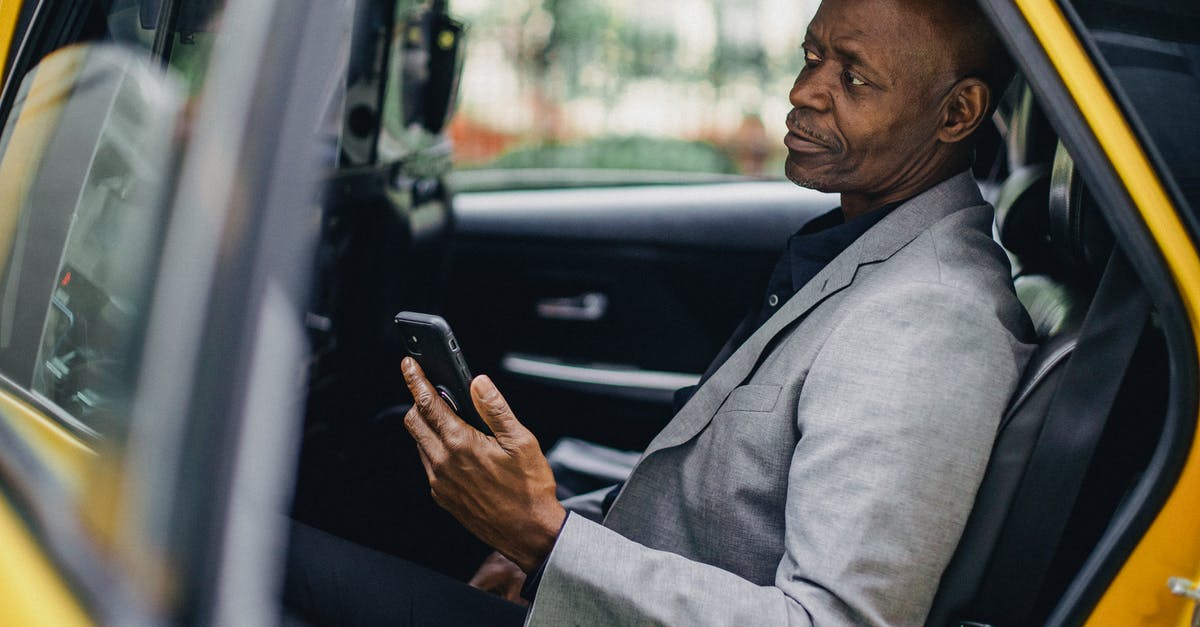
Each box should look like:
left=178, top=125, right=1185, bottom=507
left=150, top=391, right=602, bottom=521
left=716, top=384, right=782, bottom=414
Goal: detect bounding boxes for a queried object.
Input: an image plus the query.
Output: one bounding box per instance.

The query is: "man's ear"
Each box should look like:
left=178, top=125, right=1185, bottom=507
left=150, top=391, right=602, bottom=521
left=938, top=77, right=990, bottom=144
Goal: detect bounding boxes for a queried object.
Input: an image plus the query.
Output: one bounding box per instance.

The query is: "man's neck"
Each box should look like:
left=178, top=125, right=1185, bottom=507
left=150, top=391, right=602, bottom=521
left=839, top=156, right=969, bottom=221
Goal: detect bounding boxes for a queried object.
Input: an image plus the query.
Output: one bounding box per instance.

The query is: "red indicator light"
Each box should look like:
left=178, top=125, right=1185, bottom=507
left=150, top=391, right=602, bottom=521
left=60, top=271, right=71, bottom=287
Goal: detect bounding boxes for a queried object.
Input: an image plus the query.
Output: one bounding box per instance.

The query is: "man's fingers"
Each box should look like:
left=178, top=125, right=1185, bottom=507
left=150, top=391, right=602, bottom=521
left=402, top=357, right=439, bottom=413
left=468, top=552, right=529, bottom=605
left=470, top=375, right=530, bottom=447
left=410, top=428, right=437, bottom=482
left=402, top=356, right=472, bottom=439
left=403, top=405, right=447, bottom=468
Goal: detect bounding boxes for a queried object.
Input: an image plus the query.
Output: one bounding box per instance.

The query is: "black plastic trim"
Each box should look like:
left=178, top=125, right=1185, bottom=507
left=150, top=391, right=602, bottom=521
left=2, top=0, right=40, bottom=79
left=1061, top=3, right=1200, bottom=241
left=979, top=1, right=1200, bottom=625
left=339, top=0, right=394, bottom=167
left=150, top=0, right=181, bottom=67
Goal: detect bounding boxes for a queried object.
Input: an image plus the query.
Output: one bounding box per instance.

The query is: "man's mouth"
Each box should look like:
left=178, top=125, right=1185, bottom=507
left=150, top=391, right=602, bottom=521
left=784, top=112, right=839, bottom=153
left=784, top=129, right=830, bottom=153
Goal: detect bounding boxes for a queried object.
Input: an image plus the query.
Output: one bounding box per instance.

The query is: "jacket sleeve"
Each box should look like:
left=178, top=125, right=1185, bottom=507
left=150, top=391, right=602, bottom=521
left=526, top=282, right=1029, bottom=626
left=558, top=485, right=617, bottom=523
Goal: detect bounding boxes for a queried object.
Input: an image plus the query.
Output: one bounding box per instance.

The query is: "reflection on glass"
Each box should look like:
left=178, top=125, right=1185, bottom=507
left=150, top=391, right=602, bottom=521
left=0, top=0, right=224, bottom=499
left=0, top=44, right=186, bottom=445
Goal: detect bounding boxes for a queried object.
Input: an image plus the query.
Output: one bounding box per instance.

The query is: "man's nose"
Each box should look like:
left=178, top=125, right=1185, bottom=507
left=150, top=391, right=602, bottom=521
left=789, top=68, right=831, bottom=112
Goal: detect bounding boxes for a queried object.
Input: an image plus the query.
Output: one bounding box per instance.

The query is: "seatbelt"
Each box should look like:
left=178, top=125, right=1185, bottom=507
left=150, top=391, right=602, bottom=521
left=963, top=248, right=1151, bottom=625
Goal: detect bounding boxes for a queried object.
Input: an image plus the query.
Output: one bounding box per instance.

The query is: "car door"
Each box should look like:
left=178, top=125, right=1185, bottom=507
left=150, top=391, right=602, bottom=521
left=0, top=0, right=344, bottom=623
left=976, top=0, right=1200, bottom=624
left=444, top=180, right=834, bottom=451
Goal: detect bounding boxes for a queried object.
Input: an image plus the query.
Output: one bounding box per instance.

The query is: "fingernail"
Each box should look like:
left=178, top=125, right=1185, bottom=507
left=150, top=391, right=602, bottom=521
left=475, top=374, right=495, bottom=395
left=402, top=357, right=414, bottom=375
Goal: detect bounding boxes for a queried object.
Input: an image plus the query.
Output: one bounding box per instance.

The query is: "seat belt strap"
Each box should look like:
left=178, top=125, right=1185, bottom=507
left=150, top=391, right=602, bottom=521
left=964, top=249, right=1151, bottom=625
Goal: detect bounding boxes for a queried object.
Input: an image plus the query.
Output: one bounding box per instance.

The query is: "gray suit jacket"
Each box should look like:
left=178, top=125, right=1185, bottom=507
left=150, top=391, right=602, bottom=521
left=527, top=172, right=1035, bottom=626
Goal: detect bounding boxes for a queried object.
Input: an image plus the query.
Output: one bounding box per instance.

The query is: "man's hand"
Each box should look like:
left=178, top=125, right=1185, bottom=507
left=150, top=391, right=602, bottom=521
left=469, top=552, right=529, bottom=606
left=401, top=357, right=566, bottom=573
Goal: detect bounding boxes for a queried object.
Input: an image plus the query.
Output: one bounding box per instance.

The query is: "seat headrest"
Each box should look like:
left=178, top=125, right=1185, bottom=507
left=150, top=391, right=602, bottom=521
left=1048, top=142, right=1115, bottom=283
left=1007, top=84, right=1060, bottom=171
left=995, top=164, right=1052, bottom=274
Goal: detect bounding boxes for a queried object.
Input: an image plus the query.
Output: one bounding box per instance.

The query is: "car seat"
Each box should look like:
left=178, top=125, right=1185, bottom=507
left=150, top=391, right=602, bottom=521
left=926, top=136, right=1168, bottom=625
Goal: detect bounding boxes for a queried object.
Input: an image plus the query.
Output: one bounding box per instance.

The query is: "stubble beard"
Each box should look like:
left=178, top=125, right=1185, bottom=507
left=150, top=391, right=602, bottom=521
left=785, top=165, right=834, bottom=193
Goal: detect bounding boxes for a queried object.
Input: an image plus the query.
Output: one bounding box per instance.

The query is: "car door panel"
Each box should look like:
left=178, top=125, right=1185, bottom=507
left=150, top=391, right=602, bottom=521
left=444, top=181, right=834, bottom=450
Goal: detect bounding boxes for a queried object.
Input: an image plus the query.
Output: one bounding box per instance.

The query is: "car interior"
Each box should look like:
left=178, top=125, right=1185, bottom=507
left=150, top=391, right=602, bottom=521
left=0, top=0, right=1191, bottom=624
left=287, top=3, right=1187, bottom=623
left=290, top=22, right=1180, bottom=627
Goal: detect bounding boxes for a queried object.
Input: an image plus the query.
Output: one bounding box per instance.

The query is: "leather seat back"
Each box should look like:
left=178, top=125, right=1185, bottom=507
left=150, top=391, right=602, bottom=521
left=925, top=140, right=1112, bottom=625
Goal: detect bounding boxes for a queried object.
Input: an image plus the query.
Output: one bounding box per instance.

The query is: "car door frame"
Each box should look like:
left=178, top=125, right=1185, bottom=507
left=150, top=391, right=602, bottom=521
left=981, top=0, right=1200, bottom=624
left=117, top=0, right=347, bottom=622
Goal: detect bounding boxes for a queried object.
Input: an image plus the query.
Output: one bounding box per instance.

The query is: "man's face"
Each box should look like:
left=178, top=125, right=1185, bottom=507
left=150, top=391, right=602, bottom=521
left=784, top=0, right=956, bottom=197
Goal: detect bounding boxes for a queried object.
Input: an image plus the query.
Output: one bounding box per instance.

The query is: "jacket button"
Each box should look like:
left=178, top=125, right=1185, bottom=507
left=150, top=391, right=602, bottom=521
left=768, top=294, right=780, bottom=307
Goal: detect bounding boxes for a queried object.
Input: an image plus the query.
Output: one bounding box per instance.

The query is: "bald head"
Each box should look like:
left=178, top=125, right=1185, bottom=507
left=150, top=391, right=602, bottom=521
left=918, top=0, right=1014, bottom=109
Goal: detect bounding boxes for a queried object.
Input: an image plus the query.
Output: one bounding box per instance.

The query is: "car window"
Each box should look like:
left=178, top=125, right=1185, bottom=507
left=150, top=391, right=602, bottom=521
left=443, top=0, right=821, bottom=191
left=0, top=0, right=223, bottom=451
left=1065, top=0, right=1200, bottom=216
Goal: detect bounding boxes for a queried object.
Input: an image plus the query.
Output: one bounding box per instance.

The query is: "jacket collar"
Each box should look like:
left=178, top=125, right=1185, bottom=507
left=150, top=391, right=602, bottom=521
left=748, top=171, right=985, bottom=348
left=858, top=170, right=985, bottom=263
left=635, top=171, right=985, bottom=459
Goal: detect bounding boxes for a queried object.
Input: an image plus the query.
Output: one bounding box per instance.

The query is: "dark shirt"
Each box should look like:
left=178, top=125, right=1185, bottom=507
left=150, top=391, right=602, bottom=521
left=750, top=202, right=899, bottom=333
left=686, top=200, right=904, bottom=402
left=524, top=200, right=904, bottom=602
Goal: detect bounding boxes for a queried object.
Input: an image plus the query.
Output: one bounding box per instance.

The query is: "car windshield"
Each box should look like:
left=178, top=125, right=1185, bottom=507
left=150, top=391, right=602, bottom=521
left=444, top=0, right=821, bottom=191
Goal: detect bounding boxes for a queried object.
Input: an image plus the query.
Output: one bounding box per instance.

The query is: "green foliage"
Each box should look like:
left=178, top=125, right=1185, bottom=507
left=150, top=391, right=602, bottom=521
left=487, top=136, right=738, bottom=173
left=617, top=25, right=679, bottom=79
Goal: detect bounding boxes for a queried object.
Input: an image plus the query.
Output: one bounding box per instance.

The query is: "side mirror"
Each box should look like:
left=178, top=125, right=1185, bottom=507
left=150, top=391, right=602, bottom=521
left=398, top=3, right=464, bottom=135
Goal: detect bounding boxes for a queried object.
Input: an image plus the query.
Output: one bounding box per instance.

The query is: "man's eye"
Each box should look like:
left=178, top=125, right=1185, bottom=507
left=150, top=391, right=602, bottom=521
left=803, top=49, right=820, bottom=66
left=843, top=70, right=867, bottom=87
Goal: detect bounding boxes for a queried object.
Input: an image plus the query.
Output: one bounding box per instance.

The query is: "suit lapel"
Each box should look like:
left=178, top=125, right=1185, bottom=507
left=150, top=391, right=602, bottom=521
left=637, top=171, right=985, bottom=458
left=639, top=244, right=860, bottom=456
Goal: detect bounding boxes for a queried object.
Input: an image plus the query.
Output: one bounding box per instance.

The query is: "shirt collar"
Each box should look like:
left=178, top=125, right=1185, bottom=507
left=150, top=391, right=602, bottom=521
left=786, top=199, right=906, bottom=291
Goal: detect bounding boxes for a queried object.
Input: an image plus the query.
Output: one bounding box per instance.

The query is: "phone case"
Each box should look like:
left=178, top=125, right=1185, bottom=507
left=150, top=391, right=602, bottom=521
left=394, top=311, right=488, bottom=433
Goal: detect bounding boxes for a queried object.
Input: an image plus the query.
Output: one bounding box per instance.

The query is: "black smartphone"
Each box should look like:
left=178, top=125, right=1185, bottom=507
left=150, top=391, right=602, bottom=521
left=394, top=311, right=488, bottom=434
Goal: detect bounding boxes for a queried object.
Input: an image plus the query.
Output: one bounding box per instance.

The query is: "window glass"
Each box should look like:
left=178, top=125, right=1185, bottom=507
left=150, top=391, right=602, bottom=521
left=447, top=0, right=821, bottom=189
left=1066, top=0, right=1200, bottom=215
left=0, top=0, right=224, bottom=447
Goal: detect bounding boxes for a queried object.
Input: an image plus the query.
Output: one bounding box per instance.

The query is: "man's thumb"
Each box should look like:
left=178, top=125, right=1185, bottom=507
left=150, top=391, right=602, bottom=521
left=470, top=375, right=524, bottom=442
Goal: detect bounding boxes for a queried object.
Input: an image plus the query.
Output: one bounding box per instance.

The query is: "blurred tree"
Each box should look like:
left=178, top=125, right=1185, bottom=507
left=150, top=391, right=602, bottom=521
left=488, top=0, right=682, bottom=142
left=710, top=0, right=768, bottom=89
left=449, top=0, right=802, bottom=177
left=488, top=135, right=737, bottom=173
left=615, top=21, right=678, bottom=80
left=513, top=0, right=610, bottom=141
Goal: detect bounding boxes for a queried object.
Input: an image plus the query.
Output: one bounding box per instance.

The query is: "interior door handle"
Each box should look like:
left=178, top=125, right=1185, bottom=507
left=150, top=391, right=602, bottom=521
left=535, top=292, right=608, bottom=321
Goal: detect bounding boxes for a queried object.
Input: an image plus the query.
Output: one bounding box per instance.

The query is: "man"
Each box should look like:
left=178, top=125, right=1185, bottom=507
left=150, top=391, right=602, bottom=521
left=399, top=0, right=1034, bottom=623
